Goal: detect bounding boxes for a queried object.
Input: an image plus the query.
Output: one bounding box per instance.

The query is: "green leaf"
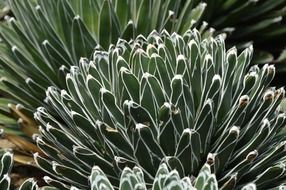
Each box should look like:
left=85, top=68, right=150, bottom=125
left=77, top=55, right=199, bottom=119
left=18, top=178, right=38, bottom=190
left=98, top=0, right=120, bottom=49
left=0, top=151, right=13, bottom=177
left=90, top=166, right=114, bottom=190
left=176, top=129, right=201, bottom=175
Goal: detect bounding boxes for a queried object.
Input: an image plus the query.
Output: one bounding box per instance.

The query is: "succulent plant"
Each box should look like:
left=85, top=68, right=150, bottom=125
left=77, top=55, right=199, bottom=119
left=31, top=29, right=286, bottom=189
left=0, top=0, right=286, bottom=189
left=1, top=0, right=286, bottom=121
left=0, top=0, right=285, bottom=138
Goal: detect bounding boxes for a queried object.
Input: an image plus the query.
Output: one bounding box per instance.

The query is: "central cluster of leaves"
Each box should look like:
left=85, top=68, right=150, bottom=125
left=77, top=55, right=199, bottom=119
left=33, top=30, right=286, bottom=189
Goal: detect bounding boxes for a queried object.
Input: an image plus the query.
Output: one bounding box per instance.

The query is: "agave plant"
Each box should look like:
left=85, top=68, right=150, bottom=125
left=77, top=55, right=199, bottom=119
left=0, top=0, right=285, bottom=139
left=31, top=29, right=286, bottom=189
left=1, top=0, right=286, bottom=121
left=0, top=0, right=285, bottom=189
